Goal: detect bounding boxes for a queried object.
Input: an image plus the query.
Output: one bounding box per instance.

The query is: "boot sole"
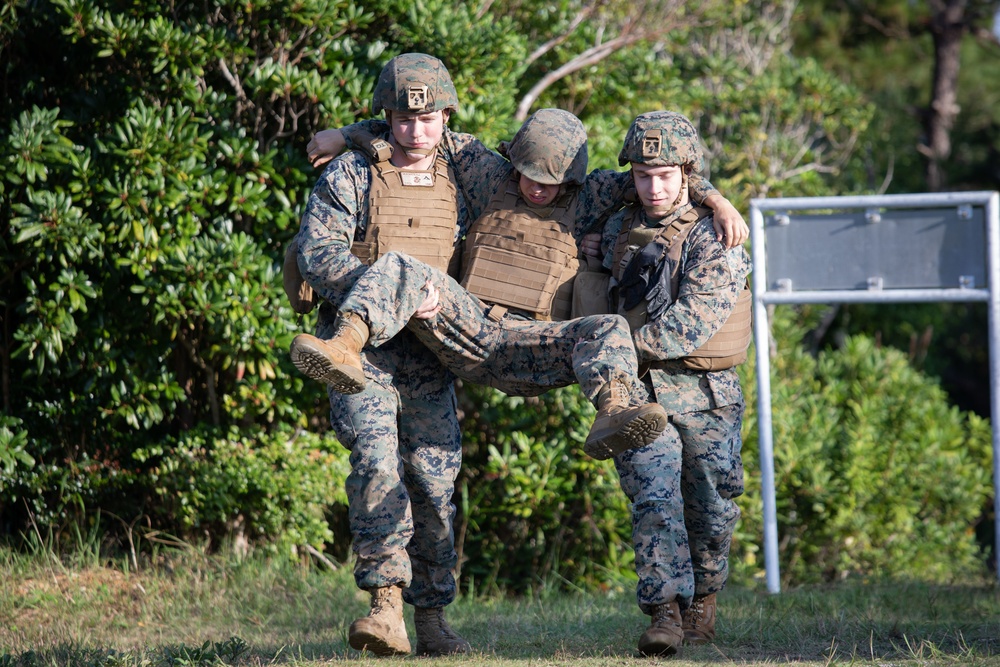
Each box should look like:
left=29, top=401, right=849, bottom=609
left=348, top=631, right=411, bottom=656
left=414, top=644, right=472, bottom=656
left=290, top=336, right=366, bottom=394
left=638, top=640, right=682, bottom=657
left=583, top=405, right=668, bottom=460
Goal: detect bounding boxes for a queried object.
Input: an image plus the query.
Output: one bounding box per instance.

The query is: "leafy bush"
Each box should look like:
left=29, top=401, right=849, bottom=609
left=134, top=425, right=349, bottom=556
left=456, top=383, right=633, bottom=595
left=735, top=313, right=993, bottom=585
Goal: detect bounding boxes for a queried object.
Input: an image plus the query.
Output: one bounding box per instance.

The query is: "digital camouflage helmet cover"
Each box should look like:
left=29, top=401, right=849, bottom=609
left=372, top=53, right=459, bottom=115
left=501, top=108, right=588, bottom=185
left=618, top=110, right=704, bottom=171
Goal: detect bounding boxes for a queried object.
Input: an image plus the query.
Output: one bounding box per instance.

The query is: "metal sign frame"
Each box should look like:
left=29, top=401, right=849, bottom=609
left=749, top=191, right=1000, bottom=593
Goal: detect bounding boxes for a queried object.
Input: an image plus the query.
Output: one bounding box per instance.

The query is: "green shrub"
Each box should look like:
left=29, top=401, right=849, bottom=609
left=735, top=314, right=993, bottom=586
left=456, top=383, right=634, bottom=595
left=134, top=425, right=349, bottom=556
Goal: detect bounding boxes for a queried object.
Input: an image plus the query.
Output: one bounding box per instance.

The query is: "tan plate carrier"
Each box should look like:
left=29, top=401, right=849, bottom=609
left=461, top=175, right=581, bottom=321
left=613, top=204, right=752, bottom=371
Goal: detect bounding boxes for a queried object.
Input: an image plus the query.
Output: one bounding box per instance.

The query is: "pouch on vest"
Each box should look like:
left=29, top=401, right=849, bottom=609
left=283, top=233, right=315, bottom=314
left=571, top=255, right=612, bottom=318
left=679, top=282, right=752, bottom=370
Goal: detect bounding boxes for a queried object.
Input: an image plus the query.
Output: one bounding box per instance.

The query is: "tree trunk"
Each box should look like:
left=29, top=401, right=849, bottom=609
left=923, top=0, right=968, bottom=191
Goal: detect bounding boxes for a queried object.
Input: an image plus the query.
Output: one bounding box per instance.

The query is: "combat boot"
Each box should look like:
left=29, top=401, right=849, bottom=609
left=682, top=592, right=717, bottom=645
left=348, top=585, right=410, bottom=656
left=289, top=312, right=369, bottom=393
left=584, top=379, right=668, bottom=460
left=638, top=599, right=683, bottom=656
left=413, top=606, right=471, bottom=656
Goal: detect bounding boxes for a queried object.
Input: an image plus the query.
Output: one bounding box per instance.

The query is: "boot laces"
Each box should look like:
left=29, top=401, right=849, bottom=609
left=687, top=598, right=705, bottom=622
left=651, top=603, right=678, bottom=626
left=371, top=589, right=395, bottom=614
left=609, top=379, right=629, bottom=406
left=419, top=608, right=461, bottom=640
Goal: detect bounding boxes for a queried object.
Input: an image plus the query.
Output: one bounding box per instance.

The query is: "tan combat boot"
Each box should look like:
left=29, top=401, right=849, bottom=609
left=584, top=380, right=668, bottom=460
left=638, top=599, right=683, bottom=656
left=413, top=606, right=471, bottom=656
left=348, top=585, right=411, bottom=656
left=682, top=592, right=717, bottom=645
left=289, top=312, right=369, bottom=393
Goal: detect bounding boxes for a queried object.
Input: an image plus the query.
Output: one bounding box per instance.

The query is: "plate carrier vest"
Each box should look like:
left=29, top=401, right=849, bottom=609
left=612, top=204, right=752, bottom=371
left=351, top=150, right=461, bottom=277
left=461, top=174, right=581, bottom=321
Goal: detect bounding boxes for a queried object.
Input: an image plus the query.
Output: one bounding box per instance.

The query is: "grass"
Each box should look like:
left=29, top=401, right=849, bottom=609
left=1, top=546, right=999, bottom=666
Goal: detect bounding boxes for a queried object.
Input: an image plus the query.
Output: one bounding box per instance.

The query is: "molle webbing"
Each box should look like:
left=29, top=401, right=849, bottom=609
left=679, top=284, right=751, bottom=370
left=461, top=176, right=581, bottom=320
left=353, top=154, right=460, bottom=277
left=613, top=205, right=751, bottom=370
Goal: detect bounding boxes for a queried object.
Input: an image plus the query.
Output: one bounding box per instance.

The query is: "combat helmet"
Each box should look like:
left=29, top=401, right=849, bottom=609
left=618, top=110, right=704, bottom=171
left=502, top=108, right=588, bottom=185
left=372, top=53, right=459, bottom=115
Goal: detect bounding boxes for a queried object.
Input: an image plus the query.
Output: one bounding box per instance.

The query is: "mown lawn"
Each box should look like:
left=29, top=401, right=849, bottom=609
left=2, top=549, right=999, bottom=666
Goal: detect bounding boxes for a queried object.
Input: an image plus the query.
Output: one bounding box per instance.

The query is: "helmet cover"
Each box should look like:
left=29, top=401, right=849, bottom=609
left=504, top=108, right=588, bottom=185
left=618, top=110, right=704, bottom=170
left=372, top=53, right=459, bottom=115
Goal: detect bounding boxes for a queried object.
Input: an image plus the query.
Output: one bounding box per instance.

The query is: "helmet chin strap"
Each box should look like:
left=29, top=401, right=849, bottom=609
left=401, top=147, right=436, bottom=158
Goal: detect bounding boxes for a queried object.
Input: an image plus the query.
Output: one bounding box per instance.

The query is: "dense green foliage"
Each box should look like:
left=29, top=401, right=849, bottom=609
left=1, top=0, right=995, bottom=591
left=737, top=310, right=993, bottom=586
left=456, top=384, right=632, bottom=594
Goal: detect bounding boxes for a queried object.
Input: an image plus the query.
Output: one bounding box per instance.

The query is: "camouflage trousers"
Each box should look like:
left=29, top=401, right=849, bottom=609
left=338, top=251, right=640, bottom=403
left=317, top=301, right=461, bottom=609
left=614, top=383, right=744, bottom=614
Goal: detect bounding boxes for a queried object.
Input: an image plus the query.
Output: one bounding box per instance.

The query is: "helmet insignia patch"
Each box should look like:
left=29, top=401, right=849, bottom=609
left=407, top=85, right=428, bottom=110
left=642, top=130, right=661, bottom=159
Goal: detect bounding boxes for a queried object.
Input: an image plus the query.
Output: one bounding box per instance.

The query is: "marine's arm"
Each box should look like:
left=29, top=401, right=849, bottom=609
left=296, top=154, right=371, bottom=304
left=579, top=170, right=747, bottom=255
left=435, top=127, right=510, bottom=224
left=575, top=169, right=633, bottom=240
left=689, top=172, right=748, bottom=248
left=307, top=120, right=390, bottom=167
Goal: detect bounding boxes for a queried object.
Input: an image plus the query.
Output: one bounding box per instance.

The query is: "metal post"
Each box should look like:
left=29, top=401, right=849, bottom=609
left=749, top=191, right=1000, bottom=592
left=986, top=192, right=1000, bottom=580
left=750, top=204, right=781, bottom=594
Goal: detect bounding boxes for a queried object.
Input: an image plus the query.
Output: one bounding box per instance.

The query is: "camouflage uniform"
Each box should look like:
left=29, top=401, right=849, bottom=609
left=298, top=148, right=465, bottom=608
left=332, top=112, right=726, bottom=405
left=296, top=55, right=471, bottom=616
left=600, top=111, right=752, bottom=615
left=336, top=249, right=640, bottom=403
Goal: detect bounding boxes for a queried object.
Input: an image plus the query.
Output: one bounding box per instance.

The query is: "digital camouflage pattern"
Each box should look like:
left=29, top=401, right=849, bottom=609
left=339, top=122, right=725, bottom=237
left=615, top=398, right=744, bottom=612
left=297, top=135, right=469, bottom=608
left=337, top=251, right=642, bottom=403
left=372, top=52, right=459, bottom=115
left=500, top=108, right=589, bottom=185
left=618, top=110, right=706, bottom=172
left=602, top=125, right=752, bottom=614
left=318, top=303, right=462, bottom=607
